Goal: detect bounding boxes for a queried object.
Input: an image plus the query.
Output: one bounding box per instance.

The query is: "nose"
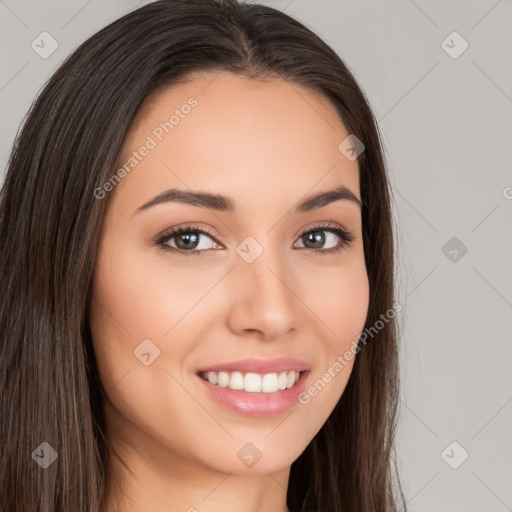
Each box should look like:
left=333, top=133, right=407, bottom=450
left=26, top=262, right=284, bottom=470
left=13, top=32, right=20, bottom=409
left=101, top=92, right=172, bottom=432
left=226, top=246, right=301, bottom=341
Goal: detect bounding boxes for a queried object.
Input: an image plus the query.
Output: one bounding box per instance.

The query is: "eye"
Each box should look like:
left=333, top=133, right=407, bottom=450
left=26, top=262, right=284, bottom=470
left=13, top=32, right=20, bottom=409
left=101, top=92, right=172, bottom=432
left=155, top=225, right=221, bottom=255
left=154, top=221, right=355, bottom=256
left=293, top=222, right=355, bottom=255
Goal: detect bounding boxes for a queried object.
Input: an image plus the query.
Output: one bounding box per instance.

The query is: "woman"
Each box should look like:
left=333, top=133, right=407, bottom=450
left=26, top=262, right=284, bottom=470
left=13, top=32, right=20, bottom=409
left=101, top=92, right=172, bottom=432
left=0, top=1, right=406, bottom=511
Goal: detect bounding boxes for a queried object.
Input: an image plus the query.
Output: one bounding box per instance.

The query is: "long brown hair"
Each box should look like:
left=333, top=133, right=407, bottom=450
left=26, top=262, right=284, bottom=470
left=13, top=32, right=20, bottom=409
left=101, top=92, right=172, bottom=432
left=0, top=1, right=406, bottom=510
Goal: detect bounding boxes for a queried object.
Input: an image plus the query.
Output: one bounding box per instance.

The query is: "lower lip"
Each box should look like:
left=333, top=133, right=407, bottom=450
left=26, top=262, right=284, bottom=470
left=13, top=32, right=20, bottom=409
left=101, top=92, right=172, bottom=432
left=196, top=371, right=310, bottom=417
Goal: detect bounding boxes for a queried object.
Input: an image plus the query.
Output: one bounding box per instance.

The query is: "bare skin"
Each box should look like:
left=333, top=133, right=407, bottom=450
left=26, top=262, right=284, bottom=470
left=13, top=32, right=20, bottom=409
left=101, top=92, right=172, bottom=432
left=90, top=71, right=370, bottom=512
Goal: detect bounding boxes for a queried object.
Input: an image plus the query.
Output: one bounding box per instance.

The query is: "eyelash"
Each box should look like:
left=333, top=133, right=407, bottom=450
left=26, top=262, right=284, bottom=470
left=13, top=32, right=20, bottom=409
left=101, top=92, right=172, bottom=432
left=154, top=221, right=355, bottom=257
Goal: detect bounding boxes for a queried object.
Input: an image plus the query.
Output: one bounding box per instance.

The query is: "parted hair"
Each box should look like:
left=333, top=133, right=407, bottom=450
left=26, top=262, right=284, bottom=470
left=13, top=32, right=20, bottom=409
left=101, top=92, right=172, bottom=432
left=0, top=1, right=406, bottom=510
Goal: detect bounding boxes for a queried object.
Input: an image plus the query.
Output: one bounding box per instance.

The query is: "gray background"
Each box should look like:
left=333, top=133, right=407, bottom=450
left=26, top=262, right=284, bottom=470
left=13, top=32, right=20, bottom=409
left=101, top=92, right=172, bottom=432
left=1, top=1, right=511, bottom=511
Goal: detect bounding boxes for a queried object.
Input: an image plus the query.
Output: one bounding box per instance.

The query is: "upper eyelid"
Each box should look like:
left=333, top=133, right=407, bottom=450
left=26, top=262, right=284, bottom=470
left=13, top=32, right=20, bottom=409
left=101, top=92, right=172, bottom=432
left=293, top=221, right=352, bottom=240
left=156, top=224, right=220, bottom=245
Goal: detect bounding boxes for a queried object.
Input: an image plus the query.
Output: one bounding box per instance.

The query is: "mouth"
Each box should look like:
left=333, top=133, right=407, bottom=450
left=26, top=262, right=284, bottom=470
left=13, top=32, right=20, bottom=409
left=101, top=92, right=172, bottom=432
left=194, top=359, right=311, bottom=417
left=198, top=369, right=304, bottom=393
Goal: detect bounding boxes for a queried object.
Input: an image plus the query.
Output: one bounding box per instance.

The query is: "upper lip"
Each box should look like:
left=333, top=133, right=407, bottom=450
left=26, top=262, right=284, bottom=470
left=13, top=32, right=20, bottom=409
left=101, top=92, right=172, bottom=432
left=196, top=357, right=310, bottom=374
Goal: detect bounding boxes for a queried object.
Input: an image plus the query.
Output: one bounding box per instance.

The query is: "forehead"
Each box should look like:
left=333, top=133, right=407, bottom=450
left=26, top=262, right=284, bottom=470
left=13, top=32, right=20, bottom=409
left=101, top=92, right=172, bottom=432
left=110, top=71, right=360, bottom=217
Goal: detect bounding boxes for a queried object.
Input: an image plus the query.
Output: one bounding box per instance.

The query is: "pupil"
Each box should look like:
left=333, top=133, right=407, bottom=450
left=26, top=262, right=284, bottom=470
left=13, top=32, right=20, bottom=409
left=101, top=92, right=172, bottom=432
left=177, top=232, right=199, bottom=249
left=305, top=231, right=324, bottom=249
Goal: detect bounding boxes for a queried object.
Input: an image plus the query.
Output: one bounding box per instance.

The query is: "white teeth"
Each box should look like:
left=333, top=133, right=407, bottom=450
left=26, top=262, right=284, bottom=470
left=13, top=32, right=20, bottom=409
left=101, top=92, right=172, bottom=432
left=217, top=371, right=229, bottom=388
left=244, top=373, right=261, bottom=392
left=278, top=371, right=288, bottom=390
left=228, top=371, right=244, bottom=390
left=261, top=373, right=279, bottom=393
left=201, top=370, right=302, bottom=393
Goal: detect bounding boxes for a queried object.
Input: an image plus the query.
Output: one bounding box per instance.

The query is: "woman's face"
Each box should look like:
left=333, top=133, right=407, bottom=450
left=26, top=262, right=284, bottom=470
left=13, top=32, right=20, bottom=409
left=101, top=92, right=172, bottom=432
left=90, top=71, right=369, bottom=477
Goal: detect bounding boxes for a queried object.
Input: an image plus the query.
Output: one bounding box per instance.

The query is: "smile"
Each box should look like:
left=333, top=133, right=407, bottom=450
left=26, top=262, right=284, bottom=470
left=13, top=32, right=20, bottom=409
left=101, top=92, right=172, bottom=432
left=199, top=370, right=302, bottom=393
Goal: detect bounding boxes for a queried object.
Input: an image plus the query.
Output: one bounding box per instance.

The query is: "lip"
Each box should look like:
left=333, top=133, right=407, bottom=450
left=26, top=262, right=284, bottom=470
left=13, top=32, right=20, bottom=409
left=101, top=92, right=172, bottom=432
left=196, top=357, right=310, bottom=374
left=196, top=369, right=310, bottom=417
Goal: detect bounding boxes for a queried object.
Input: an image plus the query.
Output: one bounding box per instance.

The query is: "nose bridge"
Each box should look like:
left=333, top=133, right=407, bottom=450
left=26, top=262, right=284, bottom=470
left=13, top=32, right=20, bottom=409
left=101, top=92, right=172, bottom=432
left=238, top=238, right=290, bottom=300
left=227, top=236, right=299, bottom=338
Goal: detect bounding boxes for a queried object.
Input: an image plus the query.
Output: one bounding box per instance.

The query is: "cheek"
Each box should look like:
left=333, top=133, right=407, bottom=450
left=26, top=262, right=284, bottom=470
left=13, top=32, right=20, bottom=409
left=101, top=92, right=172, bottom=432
left=88, top=240, right=172, bottom=393
left=305, top=252, right=370, bottom=352
left=298, top=254, right=369, bottom=406
left=88, top=242, right=206, bottom=449
left=89, top=238, right=224, bottom=395
left=328, top=270, right=369, bottom=350
left=91, top=241, right=210, bottom=344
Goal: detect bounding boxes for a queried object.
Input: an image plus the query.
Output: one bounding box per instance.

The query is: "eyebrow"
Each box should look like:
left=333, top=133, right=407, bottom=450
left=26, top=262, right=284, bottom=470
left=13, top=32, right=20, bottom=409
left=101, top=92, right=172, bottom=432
left=133, top=184, right=362, bottom=215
